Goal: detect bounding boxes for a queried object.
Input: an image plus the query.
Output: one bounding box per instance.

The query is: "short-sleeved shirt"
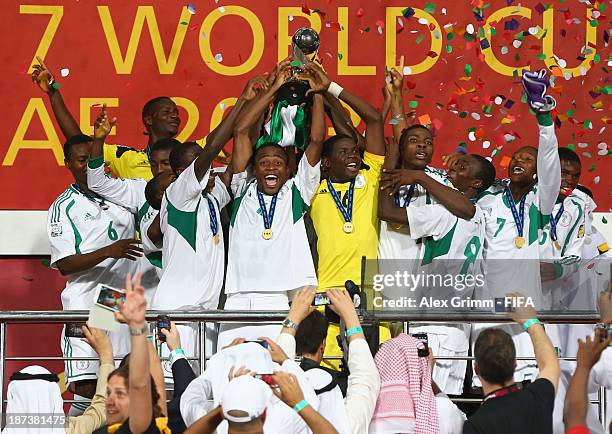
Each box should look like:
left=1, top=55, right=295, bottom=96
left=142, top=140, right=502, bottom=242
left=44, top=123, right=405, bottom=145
left=47, top=184, right=138, bottom=310
left=463, top=378, right=555, bottom=434
left=154, top=160, right=231, bottom=309
left=311, top=151, right=385, bottom=290
left=225, top=156, right=320, bottom=293
left=102, top=137, right=210, bottom=180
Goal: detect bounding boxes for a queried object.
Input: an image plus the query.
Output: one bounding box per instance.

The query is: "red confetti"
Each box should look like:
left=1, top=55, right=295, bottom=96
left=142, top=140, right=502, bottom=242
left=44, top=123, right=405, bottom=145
left=328, top=22, right=341, bottom=31
left=356, top=8, right=364, bottom=18
left=301, top=4, right=311, bottom=15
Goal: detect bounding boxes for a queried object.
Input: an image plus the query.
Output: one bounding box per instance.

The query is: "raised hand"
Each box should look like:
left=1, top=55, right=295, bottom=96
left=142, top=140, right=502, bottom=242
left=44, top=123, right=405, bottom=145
left=103, top=239, right=143, bottom=261
left=160, top=321, right=182, bottom=351
left=297, top=63, right=331, bottom=95
left=259, top=336, right=289, bottom=364
left=387, top=68, right=403, bottom=95
left=576, top=332, right=611, bottom=369
left=93, top=104, right=117, bottom=140
left=271, top=371, right=305, bottom=407
left=379, top=169, right=423, bottom=195
left=82, top=324, right=113, bottom=364
left=31, top=56, right=55, bottom=94
left=117, top=273, right=147, bottom=327
left=241, top=75, right=269, bottom=102
left=287, top=286, right=316, bottom=325
left=598, top=289, right=612, bottom=324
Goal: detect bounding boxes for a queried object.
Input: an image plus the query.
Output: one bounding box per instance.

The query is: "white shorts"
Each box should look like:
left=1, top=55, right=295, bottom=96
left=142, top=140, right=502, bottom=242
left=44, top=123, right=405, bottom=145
left=410, top=324, right=470, bottom=395
left=217, top=292, right=288, bottom=351
left=61, top=324, right=130, bottom=385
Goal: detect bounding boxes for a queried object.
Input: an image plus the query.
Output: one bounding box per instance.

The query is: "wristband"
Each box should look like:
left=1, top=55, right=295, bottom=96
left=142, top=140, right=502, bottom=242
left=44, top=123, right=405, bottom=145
left=129, top=323, right=148, bottom=336
left=522, top=318, right=542, bottom=332
left=169, top=348, right=185, bottom=360
left=327, top=82, right=344, bottom=98
left=293, top=400, right=310, bottom=413
left=346, top=326, right=364, bottom=337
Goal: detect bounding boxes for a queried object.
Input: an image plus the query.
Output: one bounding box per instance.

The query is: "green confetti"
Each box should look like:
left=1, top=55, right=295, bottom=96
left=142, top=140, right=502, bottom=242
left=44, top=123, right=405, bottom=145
left=364, top=27, right=371, bottom=33
left=537, top=53, right=547, bottom=60
left=583, top=120, right=592, bottom=129
left=477, top=26, right=485, bottom=38
left=459, top=142, right=468, bottom=148
left=291, top=60, right=302, bottom=67
left=459, top=111, right=468, bottom=118
left=566, top=109, right=575, bottom=117
left=568, top=143, right=575, bottom=150
left=588, top=164, right=596, bottom=172
left=600, top=85, right=612, bottom=95
left=589, top=19, right=598, bottom=27
left=41, top=259, right=51, bottom=267
left=447, top=32, right=454, bottom=41
left=603, top=216, right=608, bottom=224
left=464, top=33, right=475, bottom=42
left=594, top=54, right=600, bottom=64
left=416, top=34, right=425, bottom=44
left=464, top=63, right=472, bottom=77
left=424, top=2, right=436, bottom=14
left=446, top=44, right=453, bottom=53
left=521, top=93, right=527, bottom=103
left=514, top=53, right=521, bottom=62
left=338, top=52, right=343, bottom=60
left=600, top=3, right=606, bottom=11
left=180, top=21, right=188, bottom=25
left=409, top=100, right=419, bottom=108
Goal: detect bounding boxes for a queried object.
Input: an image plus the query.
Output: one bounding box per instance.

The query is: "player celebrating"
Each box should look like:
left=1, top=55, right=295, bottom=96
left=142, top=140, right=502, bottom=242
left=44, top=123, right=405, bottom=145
left=47, top=134, right=142, bottom=412
left=218, top=63, right=325, bottom=348
left=31, top=57, right=227, bottom=180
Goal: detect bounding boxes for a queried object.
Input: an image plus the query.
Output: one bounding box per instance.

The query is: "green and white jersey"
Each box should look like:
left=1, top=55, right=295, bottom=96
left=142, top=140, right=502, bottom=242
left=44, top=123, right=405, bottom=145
left=47, top=184, right=138, bottom=310
left=408, top=204, right=486, bottom=277
left=154, top=161, right=231, bottom=309
left=378, top=166, right=449, bottom=262
left=88, top=156, right=161, bottom=269
left=225, top=156, right=319, bottom=293
left=478, top=117, right=560, bottom=298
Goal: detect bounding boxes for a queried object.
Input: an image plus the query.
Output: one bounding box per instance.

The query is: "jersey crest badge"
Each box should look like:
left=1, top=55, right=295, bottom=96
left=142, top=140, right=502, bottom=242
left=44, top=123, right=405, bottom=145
left=50, top=223, right=63, bottom=237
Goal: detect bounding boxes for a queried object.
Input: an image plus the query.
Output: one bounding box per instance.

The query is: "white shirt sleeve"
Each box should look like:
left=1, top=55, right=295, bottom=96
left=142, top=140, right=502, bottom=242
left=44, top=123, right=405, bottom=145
left=210, top=176, right=232, bottom=209
left=407, top=204, right=457, bottom=240
left=276, top=332, right=297, bottom=360
left=591, top=347, right=612, bottom=389
left=231, top=171, right=250, bottom=197
left=87, top=162, right=145, bottom=214
left=293, top=156, right=321, bottom=206
left=536, top=119, right=561, bottom=215
left=345, top=338, right=381, bottom=434
left=180, top=371, right=214, bottom=427
left=435, top=394, right=467, bottom=434
left=47, top=202, right=77, bottom=269
left=139, top=209, right=161, bottom=254
left=165, top=159, right=210, bottom=212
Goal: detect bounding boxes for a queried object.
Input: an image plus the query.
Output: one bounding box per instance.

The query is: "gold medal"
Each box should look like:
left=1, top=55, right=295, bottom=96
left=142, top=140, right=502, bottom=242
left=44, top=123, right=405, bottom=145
left=392, top=224, right=404, bottom=230
left=515, top=236, right=525, bottom=249
left=343, top=222, right=354, bottom=233
left=213, top=233, right=221, bottom=245
left=262, top=229, right=273, bottom=240
left=553, top=240, right=561, bottom=250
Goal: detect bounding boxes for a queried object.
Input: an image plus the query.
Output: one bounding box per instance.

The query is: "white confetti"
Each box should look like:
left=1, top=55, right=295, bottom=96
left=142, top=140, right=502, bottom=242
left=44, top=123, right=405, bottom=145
left=578, top=142, right=589, bottom=148
left=501, top=46, right=509, bottom=55
left=557, top=58, right=567, bottom=68
left=214, top=53, right=223, bottom=62
left=218, top=6, right=225, bottom=13
left=582, top=152, right=592, bottom=158
left=187, top=3, right=196, bottom=14
left=288, top=15, right=294, bottom=21
left=220, top=103, right=226, bottom=111
left=418, top=18, right=428, bottom=25
left=512, top=40, right=522, bottom=49
left=494, top=96, right=503, bottom=105
left=60, top=68, right=70, bottom=77
left=201, top=31, right=207, bottom=39
left=482, top=140, right=491, bottom=149
left=593, top=176, right=600, bottom=184
left=466, top=24, right=474, bottom=34
left=471, top=112, right=481, bottom=120
left=504, top=134, right=515, bottom=142
left=468, top=131, right=476, bottom=141
left=403, top=66, right=412, bottom=75
left=597, top=142, right=607, bottom=150
left=433, top=30, right=441, bottom=39
left=528, top=26, right=538, bottom=35
left=598, top=127, right=606, bottom=135
left=441, top=7, right=447, bottom=15
left=377, top=26, right=383, bottom=34
left=597, top=149, right=608, bottom=156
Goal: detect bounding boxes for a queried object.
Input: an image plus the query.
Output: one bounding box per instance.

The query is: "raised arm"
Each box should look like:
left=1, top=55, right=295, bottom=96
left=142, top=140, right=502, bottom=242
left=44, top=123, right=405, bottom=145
left=118, top=273, right=154, bottom=433
left=564, top=331, right=611, bottom=430
left=232, top=65, right=291, bottom=173
left=299, top=63, right=385, bottom=156
left=31, top=57, right=82, bottom=139
left=301, top=89, right=325, bottom=165
left=510, top=298, right=560, bottom=391
left=386, top=68, right=409, bottom=144
left=535, top=112, right=561, bottom=215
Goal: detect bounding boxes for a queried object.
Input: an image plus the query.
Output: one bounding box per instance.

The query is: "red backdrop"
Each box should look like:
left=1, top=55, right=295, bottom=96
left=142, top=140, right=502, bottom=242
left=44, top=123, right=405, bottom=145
left=0, top=0, right=610, bottom=211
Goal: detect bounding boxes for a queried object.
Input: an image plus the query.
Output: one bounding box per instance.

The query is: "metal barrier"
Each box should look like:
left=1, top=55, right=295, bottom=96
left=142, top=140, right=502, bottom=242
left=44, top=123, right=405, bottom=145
left=0, top=310, right=607, bottom=426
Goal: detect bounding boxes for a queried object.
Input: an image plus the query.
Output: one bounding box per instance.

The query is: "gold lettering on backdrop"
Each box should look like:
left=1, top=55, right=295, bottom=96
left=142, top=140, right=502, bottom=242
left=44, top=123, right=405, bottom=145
left=385, top=7, right=441, bottom=74
left=172, top=97, right=200, bottom=142
left=337, top=7, right=376, bottom=75
left=199, top=6, right=264, bottom=76
left=98, top=5, right=191, bottom=74
left=21, top=5, right=64, bottom=74
left=277, top=7, right=322, bottom=62
left=80, top=98, right=119, bottom=136
left=482, top=7, right=532, bottom=76
left=3, top=98, right=63, bottom=166
left=542, top=8, right=596, bottom=77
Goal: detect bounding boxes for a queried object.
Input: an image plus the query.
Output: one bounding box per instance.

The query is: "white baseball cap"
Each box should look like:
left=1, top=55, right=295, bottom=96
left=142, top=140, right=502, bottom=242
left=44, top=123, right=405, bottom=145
left=221, top=375, right=272, bottom=423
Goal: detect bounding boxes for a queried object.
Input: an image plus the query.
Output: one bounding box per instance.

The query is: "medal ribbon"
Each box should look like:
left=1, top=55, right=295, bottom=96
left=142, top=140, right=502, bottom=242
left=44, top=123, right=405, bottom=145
left=549, top=202, right=565, bottom=243
left=503, top=184, right=527, bottom=239
left=72, top=183, right=108, bottom=209
left=394, top=184, right=417, bottom=208
left=206, top=196, right=219, bottom=236
left=327, top=179, right=354, bottom=223
left=256, top=190, right=278, bottom=230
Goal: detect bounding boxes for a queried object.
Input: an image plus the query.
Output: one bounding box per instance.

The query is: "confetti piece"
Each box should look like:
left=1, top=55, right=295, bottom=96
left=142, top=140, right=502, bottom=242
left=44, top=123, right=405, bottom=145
left=356, top=8, right=364, bottom=18
left=180, top=21, right=188, bottom=25
left=418, top=18, right=428, bottom=25
left=218, top=6, right=225, bottom=13
left=471, top=112, right=481, bottom=120
left=288, top=15, right=294, bottom=21
left=588, top=164, right=595, bottom=172
left=60, top=68, right=69, bottom=77
left=504, top=18, right=519, bottom=30
left=187, top=3, right=196, bottom=14
left=466, top=24, right=475, bottom=34
left=214, top=53, right=223, bottom=62
left=403, top=66, right=412, bottom=75
left=603, top=217, right=608, bottom=224
left=220, top=103, right=226, bottom=111
left=464, top=64, right=472, bottom=77
left=424, top=2, right=436, bottom=14
left=480, top=38, right=490, bottom=49
left=418, top=114, right=432, bottom=125
left=409, top=100, right=419, bottom=108
left=482, top=140, right=491, bottom=149
left=500, top=156, right=512, bottom=167
left=416, top=34, right=425, bottom=44
left=402, top=7, right=415, bottom=18
left=201, top=31, right=207, bottom=39
left=468, top=131, right=476, bottom=141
